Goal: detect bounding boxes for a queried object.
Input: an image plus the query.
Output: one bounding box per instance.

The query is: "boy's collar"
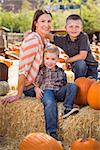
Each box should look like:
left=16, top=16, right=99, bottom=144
left=46, top=65, right=58, bottom=71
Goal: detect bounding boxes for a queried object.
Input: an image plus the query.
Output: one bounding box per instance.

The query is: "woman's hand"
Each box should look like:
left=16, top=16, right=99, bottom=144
left=34, top=87, right=44, bottom=99
left=1, top=95, right=20, bottom=105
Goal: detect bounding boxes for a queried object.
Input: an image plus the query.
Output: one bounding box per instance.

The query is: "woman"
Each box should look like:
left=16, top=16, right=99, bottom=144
left=1, top=9, right=52, bottom=104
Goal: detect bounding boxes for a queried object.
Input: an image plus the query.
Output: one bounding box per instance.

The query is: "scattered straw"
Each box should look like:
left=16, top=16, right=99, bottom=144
left=62, top=106, right=100, bottom=148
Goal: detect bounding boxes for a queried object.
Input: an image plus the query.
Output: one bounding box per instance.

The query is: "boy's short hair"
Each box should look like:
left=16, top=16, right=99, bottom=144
left=44, top=44, right=59, bottom=56
left=66, top=14, right=83, bottom=24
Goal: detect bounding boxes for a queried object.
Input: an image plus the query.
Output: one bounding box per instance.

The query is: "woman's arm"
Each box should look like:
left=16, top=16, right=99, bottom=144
left=1, top=33, right=38, bottom=104
left=17, top=74, right=26, bottom=98
left=1, top=74, right=26, bottom=104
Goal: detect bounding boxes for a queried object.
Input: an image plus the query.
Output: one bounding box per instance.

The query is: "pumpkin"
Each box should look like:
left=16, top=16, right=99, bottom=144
left=87, top=81, right=100, bottom=110
left=3, top=60, right=13, bottom=68
left=19, top=132, right=63, bottom=150
left=12, top=45, right=20, bottom=51
left=75, top=77, right=96, bottom=106
left=58, top=58, right=65, bottom=63
left=0, top=58, right=13, bottom=68
left=70, top=138, right=100, bottom=150
left=0, top=81, right=10, bottom=96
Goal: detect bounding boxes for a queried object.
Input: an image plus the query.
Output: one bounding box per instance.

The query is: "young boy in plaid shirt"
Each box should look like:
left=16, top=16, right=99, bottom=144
left=34, top=44, right=79, bottom=141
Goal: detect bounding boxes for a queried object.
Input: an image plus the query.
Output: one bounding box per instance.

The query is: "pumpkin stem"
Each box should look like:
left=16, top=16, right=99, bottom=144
left=80, top=138, right=89, bottom=142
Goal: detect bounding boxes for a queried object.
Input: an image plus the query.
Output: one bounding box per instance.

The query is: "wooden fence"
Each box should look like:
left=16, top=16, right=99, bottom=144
left=7, top=31, right=100, bottom=44
left=7, top=32, right=24, bottom=43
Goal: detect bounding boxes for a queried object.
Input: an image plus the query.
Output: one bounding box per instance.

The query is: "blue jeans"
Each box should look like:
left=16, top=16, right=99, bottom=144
left=72, top=60, right=98, bottom=80
left=42, top=83, right=78, bottom=134
left=23, top=87, right=36, bottom=97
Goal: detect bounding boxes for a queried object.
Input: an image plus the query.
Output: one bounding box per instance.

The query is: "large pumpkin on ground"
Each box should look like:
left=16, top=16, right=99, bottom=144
left=87, top=81, right=100, bottom=110
left=70, top=138, right=100, bottom=150
left=75, top=77, right=96, bottom=106
left=19, top=132, right=63, bottom=150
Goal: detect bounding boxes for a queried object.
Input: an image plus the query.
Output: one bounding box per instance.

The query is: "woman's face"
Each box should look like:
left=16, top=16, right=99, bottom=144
left=35, top=14, right=52, bottom=37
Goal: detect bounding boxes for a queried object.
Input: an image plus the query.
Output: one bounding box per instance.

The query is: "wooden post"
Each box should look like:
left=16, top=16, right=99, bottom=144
left=0, top=62, right=8, bottom=81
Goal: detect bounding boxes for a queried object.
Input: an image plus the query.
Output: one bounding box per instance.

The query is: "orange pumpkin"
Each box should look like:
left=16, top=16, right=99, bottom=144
left=75, top=77, right=96, bottom=106
left=87, top=81, right=100, bottom=110
left=58, top=58, right=65, bottom=63
left=0, top=59, right=13, bottom=68
left=70, top=138, right=100, bottom=150
left=3, top=60, right=13, bottom=67
left=19, top=132, right=63, bottom=150
left=12, top=45, right=20, bottom=51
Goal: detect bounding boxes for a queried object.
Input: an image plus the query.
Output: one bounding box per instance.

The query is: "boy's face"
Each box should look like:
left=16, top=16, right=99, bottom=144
left=65, top=19, right=83, bottom=40
left=44, top=52, right=58, bottom=69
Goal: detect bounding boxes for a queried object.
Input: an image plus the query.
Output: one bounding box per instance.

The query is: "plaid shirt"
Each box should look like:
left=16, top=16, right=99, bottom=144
left=35, top=65, right=67, bottom=90
left=19, top=32, right=44, bottom=84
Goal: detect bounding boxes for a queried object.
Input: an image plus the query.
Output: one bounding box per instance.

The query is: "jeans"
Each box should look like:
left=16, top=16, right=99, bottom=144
left=72, top=60, right=98, bottom=80
left=86, top=62, right=98, bottom=80
left=42, top=83, right=78, bottom=134
left=23, top=87, right=36, bottom=97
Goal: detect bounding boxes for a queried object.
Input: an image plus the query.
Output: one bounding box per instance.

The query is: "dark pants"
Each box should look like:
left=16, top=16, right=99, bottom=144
left=72, top=60, right=98, bottom=80
left=23, top=87, right=36, bottom=97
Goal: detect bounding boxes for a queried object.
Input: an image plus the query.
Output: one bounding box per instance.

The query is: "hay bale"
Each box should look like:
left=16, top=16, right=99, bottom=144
left=0, top=96, right=100, bottom=150
left=0, top=137, right=20, bottom=150
left=0, top=104, right=6, bottom=136
left=3, top=97, right=63, bottom=140
left=5, top=97, right=45, bottom=139
left=61, top=106, right=100, bottom=148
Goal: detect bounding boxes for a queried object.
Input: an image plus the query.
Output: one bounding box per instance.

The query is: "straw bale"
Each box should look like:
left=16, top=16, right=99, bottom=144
left=4, top=97, right=45, bottom=139
left=0, top=95, right=63, bottom=139
left=61, top=106, right=100, bottom=148
left=0, top=103, right=6, bottom=136
left=0, top=137, right=20, bottom=150
left=0, top=96, right=100, bottom=150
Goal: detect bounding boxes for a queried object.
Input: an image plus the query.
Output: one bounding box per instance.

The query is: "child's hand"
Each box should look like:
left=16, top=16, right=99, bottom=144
left=66, top=63, right=72, bottom=70
left=34, top=87, right=44, bottom=99
left=1, top=95, right=20, bottom=105
left=65, top=57, right=70, bottom=63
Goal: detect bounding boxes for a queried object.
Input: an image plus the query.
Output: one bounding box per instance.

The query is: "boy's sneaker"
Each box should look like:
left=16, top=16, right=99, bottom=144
left=49, top=132, right=62, bottom=144
left=73, top=104, right=80, bottom=109
left=62, top=107, right=79, bottom=119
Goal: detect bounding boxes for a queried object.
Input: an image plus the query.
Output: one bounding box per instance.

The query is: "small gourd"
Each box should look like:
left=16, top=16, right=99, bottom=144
left=58, top=58, right=65, bottom=63
left=0, top=81, right=9, bottom=96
